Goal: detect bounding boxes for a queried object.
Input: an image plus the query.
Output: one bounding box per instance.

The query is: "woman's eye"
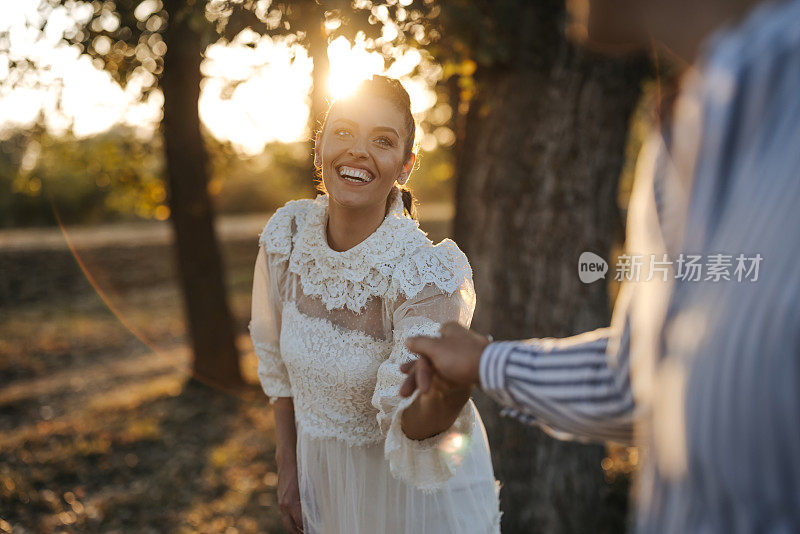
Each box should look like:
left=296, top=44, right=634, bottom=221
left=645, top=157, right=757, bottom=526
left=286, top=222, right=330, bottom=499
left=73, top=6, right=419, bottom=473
left=335, top=128, right=351, bottom=137
left=375, top=137, right=393, bottom=146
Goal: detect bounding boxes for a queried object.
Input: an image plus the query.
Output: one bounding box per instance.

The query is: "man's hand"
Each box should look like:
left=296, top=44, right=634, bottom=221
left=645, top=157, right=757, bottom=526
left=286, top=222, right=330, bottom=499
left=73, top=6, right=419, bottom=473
left=400, top=322, right=491, bottom=397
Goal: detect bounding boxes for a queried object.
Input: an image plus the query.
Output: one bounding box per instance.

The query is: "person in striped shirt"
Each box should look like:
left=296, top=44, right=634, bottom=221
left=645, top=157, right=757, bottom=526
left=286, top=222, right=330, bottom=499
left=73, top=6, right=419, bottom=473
left=400, top=0, right=800, bottom=531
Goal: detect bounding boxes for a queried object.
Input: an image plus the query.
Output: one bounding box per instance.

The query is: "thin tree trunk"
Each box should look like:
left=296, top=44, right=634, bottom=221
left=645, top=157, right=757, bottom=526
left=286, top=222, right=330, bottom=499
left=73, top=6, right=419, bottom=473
left=453, top=11, right=647, bottom=533
left=306, top=11, right=331, bottom=189
left=161, top=1, right=243, bottom=388
left=307, top=13, right=331, bottom=139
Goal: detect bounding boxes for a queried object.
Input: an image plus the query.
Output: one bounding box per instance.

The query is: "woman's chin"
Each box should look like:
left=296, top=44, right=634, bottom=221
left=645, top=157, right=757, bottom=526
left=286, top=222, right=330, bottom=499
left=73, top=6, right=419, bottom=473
left=326, top=180, right=390, bottom=210
left=328, top=190, right=374, bottom=210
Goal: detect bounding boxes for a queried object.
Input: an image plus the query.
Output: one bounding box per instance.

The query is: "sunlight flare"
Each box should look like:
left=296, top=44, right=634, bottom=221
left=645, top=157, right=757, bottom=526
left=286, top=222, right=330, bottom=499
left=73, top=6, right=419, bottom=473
left=0, top=12, right=437, bottom=152
left=326, top=36, right=385, bottom=100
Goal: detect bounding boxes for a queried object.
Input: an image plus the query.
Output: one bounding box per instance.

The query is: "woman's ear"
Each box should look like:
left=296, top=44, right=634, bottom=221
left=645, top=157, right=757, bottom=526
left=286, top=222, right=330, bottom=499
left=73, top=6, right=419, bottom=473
left=313, top=129, right=323, bottom=168
left=313, top=143, right=322, bottom=168
left=397, top=153, right=416, bottom=186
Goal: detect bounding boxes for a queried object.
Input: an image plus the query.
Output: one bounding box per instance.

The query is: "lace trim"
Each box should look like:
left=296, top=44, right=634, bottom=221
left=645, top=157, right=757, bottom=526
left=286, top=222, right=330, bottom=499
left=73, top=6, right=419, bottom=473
left=258, top=198, right=314, bottom=262
left=372, top=318, right=443, bottom=425
left=288, top=194, right=426, bottom=312
left=388, top=239, right=473, bottom=301
left=384, top=392, right=477, bottom=492
left=257, top=193, right=473, bottom=313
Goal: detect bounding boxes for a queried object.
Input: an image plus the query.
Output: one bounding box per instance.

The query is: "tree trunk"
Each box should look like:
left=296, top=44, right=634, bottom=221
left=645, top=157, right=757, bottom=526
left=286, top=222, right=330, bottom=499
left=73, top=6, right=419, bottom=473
left=161, top=1, right=243, bottom=388
left=453, top=10, right=647, bottom=533
left=307, top=14, right=331, bottom=138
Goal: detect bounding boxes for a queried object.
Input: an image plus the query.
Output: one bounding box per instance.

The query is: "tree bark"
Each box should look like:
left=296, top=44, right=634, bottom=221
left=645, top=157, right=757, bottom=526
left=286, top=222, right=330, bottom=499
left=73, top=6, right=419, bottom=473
left=307, top=13, right=331, bottom=139
left=161, top=0, right=243, bottom=388
left=453, top=12, right=647, bottom=534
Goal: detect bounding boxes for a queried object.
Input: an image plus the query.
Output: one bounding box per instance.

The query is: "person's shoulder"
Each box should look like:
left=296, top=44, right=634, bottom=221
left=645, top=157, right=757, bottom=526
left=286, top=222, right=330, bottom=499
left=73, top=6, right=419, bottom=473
left=390, top=237, right=473, bottom=301
left=709, top=0, right=800, bottom=77
left=258, top=197, right=317, bottom=260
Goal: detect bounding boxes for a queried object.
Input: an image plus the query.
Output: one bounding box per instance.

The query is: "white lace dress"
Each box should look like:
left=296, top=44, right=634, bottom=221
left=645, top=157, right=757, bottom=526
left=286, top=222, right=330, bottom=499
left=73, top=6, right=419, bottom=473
left=250, top=192, right=500, bottom=533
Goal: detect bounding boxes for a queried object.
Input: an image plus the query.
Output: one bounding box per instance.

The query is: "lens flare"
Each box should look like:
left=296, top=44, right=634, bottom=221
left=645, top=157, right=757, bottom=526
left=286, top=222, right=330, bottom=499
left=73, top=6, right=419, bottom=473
left=437, top=431, right=470, bottom=466
left=47, top=194, right=253, bottom=400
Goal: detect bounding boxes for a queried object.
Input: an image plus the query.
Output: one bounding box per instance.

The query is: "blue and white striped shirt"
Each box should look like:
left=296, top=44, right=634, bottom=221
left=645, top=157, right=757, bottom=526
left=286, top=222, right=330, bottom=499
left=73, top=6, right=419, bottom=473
left=479, top=1, right=800, bottom=531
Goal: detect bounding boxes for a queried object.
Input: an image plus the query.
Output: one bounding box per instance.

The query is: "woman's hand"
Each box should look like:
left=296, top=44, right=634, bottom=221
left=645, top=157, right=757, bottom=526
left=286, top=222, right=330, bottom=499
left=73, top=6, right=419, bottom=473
left=399, top=373, right=473, bottom=441
left=272, top=398, right=303, bottom=533
left=277, top=457, right=303, bottom=533
left=397, top=322, right=489, bottom=441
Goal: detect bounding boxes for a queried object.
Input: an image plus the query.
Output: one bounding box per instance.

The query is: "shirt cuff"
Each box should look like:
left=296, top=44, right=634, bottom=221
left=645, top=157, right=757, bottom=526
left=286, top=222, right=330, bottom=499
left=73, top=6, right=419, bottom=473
left=478, top=341, right=518, bottom=407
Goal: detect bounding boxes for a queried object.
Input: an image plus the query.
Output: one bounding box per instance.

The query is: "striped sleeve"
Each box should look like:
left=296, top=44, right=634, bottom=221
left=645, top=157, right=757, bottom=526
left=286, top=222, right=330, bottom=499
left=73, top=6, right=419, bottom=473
left=479, top=317, right=635, bottom=445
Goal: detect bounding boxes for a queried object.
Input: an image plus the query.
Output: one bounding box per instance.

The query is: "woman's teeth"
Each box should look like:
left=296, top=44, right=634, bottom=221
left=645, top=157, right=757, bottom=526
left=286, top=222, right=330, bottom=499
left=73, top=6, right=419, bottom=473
left=338, top=165, right=374, bottom=183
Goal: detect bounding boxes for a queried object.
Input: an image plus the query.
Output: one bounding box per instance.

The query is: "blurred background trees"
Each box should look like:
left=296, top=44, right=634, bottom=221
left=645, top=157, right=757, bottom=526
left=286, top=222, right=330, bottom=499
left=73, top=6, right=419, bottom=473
left=0, top=0, right=654, bottom=531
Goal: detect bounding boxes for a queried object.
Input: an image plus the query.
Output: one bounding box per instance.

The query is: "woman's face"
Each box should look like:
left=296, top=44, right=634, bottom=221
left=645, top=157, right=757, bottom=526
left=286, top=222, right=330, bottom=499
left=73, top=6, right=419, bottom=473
left=316, top=95, right=414, bottom=211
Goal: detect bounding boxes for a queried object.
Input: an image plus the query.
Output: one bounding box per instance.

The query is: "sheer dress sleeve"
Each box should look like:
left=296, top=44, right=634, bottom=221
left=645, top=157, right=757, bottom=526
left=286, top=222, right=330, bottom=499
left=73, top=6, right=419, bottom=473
left=249, top=245, right=292, bottom=402
left=371, top=241, right=477, bottom=491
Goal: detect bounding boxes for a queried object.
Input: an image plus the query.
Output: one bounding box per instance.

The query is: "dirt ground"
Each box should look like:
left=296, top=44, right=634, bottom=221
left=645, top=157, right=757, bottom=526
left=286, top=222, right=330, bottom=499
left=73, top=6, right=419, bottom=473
left=0, top=242, right=282, bottom=532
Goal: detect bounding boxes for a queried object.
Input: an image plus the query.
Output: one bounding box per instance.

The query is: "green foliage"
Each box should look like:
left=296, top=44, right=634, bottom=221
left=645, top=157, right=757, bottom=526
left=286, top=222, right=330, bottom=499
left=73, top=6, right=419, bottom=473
left=373, top=0, right=564, bottom=68
left=14, top=0, right=384, bottom=99
left=209, top=0, right=381, bottom=44
left=27, top=0, right=169, bottom=95
left=365, top=0, right=568, bottom=137
left=0, top=127, right=163, bottom=227
left=0, top=124, right=455, bottom=228
left=0, top=127, right=326, bottom=227
left=207, top=138, right=315, bottom=214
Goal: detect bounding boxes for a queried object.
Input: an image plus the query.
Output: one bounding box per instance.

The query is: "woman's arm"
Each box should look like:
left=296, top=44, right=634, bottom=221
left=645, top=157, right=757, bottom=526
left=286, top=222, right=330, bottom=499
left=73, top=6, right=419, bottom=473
left=371, top=243, right=478, bottom=490
left=399, top=322, right=491, bottom=440
left=273, top=397, right=303, bottom=534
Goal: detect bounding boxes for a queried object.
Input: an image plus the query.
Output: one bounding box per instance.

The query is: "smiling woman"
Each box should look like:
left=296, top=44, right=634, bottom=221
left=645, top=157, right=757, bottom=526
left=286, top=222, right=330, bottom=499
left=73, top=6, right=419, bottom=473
left=313, top=76, right=419, bottom=235
left=250, top=76, right=501, bottom=533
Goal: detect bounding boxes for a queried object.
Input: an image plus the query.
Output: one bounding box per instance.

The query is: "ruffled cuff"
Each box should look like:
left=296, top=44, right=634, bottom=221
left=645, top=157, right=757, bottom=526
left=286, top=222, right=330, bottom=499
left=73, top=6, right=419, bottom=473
left=382, top=389, right=476, bottom=493
left=253, top=342, right=293, bottom=403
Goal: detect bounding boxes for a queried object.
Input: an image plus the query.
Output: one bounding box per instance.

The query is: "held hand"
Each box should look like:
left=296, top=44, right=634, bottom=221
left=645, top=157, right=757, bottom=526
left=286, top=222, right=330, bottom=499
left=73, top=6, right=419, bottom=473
left=400, top=322, right=490, bottom=397
left=277, top=459, right=304, bottom=534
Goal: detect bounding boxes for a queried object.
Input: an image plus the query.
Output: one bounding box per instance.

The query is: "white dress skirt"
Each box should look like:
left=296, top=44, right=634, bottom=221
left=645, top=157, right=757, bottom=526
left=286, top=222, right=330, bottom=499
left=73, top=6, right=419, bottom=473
left=250, top=193, right=501, bottom=533
left=296, top=409, right=499, bottom=533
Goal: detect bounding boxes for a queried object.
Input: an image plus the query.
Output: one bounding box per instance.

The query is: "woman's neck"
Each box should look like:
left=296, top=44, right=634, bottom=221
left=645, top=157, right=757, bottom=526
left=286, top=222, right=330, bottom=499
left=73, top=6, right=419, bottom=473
left=325, top=196, right=388, bottom=252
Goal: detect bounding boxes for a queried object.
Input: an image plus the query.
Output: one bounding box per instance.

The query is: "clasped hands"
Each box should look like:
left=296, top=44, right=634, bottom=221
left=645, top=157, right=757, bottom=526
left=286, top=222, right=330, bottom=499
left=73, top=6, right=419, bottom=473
left=400, top=322, right=491, bottom=400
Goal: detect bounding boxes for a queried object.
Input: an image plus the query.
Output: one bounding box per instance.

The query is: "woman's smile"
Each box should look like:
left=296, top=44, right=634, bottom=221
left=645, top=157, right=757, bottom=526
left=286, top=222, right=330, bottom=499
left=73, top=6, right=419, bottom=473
left=336, top=164, right=376, bottom=185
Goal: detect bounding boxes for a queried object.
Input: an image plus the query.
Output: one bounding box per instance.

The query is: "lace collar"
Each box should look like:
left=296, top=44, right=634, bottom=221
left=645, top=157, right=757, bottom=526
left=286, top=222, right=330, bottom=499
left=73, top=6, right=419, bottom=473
left=288, top=192, right=429, bottom=312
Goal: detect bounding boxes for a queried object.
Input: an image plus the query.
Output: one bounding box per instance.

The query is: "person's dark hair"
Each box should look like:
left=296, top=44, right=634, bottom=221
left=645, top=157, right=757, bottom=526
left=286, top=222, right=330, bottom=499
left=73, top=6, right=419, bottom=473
left=314, top=75, right=418, bottom=219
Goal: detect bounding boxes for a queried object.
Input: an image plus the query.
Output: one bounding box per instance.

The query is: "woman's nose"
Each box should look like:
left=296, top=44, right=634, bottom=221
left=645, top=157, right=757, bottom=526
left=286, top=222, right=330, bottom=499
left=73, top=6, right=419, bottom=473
left=348, top=137, right=369, bottom=158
